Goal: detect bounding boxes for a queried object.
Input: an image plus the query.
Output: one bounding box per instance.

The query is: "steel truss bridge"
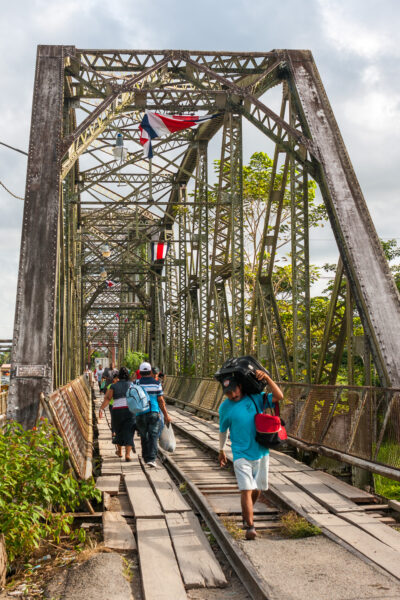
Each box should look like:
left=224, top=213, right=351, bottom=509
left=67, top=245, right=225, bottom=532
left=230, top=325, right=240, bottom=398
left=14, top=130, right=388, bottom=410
left=6, top=46, right=400, bottom=436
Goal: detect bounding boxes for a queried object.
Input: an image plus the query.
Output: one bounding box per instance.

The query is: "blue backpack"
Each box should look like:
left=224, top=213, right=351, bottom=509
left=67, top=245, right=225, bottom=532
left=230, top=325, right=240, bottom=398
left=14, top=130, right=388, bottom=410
left=126, top=382, right=151, bottom=415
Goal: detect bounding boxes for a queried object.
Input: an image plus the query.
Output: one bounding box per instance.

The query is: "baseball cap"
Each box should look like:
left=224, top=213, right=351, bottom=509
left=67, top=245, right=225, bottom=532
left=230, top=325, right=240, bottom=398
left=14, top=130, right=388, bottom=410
left=221, top=377, right=239, bottom=392
left=139, top=361, right=152, bottom=373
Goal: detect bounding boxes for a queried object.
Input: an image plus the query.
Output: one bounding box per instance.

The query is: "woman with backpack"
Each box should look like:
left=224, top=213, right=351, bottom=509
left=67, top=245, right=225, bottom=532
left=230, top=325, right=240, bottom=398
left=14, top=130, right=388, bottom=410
left=98, top=366, right=136, bottom=461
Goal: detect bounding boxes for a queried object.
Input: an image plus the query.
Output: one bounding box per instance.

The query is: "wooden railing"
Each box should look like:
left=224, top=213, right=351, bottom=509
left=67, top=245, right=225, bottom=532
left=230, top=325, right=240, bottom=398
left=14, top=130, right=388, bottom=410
left=0, top=391, right=7, bottom=426
left=39, top=374, right=93, bottom=479
left=0, top=376, right=93, bottom=479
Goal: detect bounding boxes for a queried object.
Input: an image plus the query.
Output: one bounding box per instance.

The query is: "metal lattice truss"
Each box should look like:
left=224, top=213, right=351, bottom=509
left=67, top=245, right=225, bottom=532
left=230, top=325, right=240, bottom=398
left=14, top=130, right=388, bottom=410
left=8, top=46, right=400, bottom=427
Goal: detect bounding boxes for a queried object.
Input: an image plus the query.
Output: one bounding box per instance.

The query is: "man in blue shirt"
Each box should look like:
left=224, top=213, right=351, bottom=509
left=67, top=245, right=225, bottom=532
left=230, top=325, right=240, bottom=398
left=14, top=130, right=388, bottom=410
left=218, top=369, right=283, bottom=540
left=136, top=361, right=172, bottom=468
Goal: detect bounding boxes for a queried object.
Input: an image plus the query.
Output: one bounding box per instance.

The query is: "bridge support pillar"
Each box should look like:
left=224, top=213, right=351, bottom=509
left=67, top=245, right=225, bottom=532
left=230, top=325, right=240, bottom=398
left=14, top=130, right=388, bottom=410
left=8, top=45, right=68, bottom=427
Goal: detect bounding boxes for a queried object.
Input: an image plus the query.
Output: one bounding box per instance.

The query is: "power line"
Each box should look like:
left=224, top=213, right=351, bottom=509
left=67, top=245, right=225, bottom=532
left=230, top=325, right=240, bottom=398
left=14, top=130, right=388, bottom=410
left=0, top=140, right=27, bottom=201
left=0, top=180, right=24, bottom=201
left=0, top=140, right=28, bottom=156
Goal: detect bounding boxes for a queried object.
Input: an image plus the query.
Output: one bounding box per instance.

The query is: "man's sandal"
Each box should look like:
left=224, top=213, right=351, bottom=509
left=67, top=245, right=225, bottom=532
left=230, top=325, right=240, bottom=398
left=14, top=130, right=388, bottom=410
left=245, top=526, right=257, bottom=540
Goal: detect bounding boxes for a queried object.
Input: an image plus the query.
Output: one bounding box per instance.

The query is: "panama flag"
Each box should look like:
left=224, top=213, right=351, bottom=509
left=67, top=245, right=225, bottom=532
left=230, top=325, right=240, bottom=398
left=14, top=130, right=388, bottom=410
left=139, top=110, right=221, bottom=159
left=105, top=279, right=116, bottom=288
left=151, top=241, right=170, bottom=262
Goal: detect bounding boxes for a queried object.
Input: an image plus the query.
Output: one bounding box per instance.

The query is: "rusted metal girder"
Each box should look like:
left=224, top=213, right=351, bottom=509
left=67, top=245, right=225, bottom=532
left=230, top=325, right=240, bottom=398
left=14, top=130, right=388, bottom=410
left=9, top=46, right=400, bottom=430
left=8, top=46, right=69, bottom=427
left=286, top=50, right=400, bottom=387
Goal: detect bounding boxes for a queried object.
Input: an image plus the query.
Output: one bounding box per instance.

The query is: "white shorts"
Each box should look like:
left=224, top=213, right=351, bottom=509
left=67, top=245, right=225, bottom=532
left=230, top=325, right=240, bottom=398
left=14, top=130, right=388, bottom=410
left=233, top=454, right=270, bottom=491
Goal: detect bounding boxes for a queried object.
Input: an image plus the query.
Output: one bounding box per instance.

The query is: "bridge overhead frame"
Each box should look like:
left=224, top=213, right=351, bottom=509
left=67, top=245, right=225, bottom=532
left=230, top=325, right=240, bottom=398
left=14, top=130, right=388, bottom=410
left=7, top=46, right=400, bottom=427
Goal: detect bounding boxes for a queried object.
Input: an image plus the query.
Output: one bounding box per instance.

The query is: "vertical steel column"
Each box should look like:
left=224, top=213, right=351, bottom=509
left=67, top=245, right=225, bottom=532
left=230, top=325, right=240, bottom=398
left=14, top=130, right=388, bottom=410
left=314, top=259, right=347, bottom=384
left=8, top=45, right=67, bottom=427
left=164, top=250, right=173, bottom=372
left=346, top=280, right=355, bottom=385
left=290, top=102, right=311, bottom=382
left=195, top=141, right=209, bottom=372
left=178, top=185, right=188, bottom=371
left=165, top=238, right=179, bottom=374
left=204, top=115, right=231, bottom=373
left=229, top=114, right=245, bottom=356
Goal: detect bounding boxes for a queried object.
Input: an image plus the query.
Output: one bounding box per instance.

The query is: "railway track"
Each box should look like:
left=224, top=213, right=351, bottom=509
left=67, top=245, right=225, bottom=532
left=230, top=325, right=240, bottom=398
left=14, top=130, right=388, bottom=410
left=95, top=395, right=400, bottom=599
left=159, top=425, right=284, bottom=599
left=95, top=392, right=275, bottom=599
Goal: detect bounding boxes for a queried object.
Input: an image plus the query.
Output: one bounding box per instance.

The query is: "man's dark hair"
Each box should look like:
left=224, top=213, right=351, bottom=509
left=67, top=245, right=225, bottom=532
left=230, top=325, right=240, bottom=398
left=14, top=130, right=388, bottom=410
left=118, top=366, right=130, bottom=380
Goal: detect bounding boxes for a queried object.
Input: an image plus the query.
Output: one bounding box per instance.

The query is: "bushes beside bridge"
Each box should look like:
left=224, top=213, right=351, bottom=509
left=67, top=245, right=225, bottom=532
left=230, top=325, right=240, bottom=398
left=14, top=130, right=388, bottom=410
left=0, top=420, right=101, bottom=567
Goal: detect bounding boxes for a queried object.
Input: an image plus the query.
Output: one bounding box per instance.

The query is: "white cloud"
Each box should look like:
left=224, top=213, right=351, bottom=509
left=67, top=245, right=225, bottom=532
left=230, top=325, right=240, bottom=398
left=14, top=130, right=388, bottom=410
left=361, top=65, right=381, bottom=85
left=342, top=90, right=400, bottom=136
left=318, top=0, right=400, bottom=59
left=1, top=0, right=400, bottom=339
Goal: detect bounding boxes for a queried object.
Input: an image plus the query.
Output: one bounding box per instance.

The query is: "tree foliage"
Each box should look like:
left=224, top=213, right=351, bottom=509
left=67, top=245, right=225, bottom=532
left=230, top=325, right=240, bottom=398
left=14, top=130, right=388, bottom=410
left=123, top=350, right=149, bottom=372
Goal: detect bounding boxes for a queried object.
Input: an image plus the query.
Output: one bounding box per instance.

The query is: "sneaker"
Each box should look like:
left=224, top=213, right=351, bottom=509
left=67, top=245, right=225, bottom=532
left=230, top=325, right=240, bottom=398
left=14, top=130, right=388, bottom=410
left=146, top=461, right=157, bottom=468
left=245, top=526, right=257, bottom=540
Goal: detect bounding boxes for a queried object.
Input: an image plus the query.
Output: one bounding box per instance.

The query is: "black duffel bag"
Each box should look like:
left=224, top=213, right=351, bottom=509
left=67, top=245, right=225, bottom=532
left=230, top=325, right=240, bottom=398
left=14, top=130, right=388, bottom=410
left=214, top=356, right=270, bottom=395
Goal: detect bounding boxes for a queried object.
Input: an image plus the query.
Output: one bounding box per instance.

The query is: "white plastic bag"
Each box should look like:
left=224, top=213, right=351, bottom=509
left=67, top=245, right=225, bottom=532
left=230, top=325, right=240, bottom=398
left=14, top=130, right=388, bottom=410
left=159, top=423, right=176, bottom=452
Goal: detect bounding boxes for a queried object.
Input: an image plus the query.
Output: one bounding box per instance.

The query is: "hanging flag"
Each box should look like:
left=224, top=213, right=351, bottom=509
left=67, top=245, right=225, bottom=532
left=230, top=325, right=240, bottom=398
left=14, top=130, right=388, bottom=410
left=115, top=313, right=120, bottom=320
left=105, top=279, right=116, bottom=288
left=151, top=241, right=170, bottom=262
left=139, top=110, right=221, bottom=158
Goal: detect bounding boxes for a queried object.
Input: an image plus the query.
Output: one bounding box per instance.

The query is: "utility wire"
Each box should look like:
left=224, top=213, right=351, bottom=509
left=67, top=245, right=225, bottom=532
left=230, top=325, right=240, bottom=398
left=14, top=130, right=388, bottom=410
left=0, top=140, right=27, bottom=201
left=0, top=180, right=24, bottom=201
left=0, top=140, right=28, bottom=156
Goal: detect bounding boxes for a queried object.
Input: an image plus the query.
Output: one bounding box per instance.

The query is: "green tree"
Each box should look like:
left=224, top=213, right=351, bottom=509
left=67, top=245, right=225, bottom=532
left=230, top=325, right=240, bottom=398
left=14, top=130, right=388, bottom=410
left=123, top=350, right=149, bottom=372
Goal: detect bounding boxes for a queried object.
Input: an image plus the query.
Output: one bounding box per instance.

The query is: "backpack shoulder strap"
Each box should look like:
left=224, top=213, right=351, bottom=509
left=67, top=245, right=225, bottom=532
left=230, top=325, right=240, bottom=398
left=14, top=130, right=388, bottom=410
left=249, top=395, right=260, bottom=415
left=263, top=392, right=274, bottom=409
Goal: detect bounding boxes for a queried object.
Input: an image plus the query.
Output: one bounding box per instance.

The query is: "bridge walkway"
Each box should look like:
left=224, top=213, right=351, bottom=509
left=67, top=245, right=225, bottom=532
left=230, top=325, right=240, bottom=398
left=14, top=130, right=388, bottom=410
left=92, top=380, right=400, bottom=599
left=93, top=391, right=229, bottom=600
left=166, top=404, right=400, bottom=582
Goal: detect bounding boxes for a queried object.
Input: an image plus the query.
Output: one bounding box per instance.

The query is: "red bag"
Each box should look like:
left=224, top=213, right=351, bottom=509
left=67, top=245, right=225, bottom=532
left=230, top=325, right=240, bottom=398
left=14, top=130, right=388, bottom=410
left=250, top=396, right=287, bottom=448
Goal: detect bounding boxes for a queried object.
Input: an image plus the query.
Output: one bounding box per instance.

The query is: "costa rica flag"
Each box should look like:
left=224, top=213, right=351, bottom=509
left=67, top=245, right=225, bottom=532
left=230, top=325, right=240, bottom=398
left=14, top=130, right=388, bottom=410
left=139, top=110, right=221, bottom=158
left=151, top=241, right=170, bottom=262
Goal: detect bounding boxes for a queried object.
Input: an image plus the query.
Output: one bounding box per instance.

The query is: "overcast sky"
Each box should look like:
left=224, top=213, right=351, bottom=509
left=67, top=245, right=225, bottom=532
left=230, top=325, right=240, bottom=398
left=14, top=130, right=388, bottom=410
left=0, top=0, right=399, bottom=338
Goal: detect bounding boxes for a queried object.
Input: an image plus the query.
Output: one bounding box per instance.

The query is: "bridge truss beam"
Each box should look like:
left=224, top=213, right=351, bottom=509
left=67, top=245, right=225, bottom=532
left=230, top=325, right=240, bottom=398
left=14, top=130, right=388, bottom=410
left=8, top=46, right=400, bottom=427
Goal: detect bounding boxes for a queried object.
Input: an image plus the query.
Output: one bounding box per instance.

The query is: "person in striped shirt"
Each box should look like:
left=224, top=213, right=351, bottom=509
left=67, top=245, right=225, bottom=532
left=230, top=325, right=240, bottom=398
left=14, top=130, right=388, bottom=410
left=136, top=362, right=172, bottom=468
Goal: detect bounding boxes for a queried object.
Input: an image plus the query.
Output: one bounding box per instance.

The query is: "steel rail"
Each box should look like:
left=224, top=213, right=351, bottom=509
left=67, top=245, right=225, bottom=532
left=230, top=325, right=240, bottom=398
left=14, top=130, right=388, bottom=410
left=159, top=441, right=276, bottom=600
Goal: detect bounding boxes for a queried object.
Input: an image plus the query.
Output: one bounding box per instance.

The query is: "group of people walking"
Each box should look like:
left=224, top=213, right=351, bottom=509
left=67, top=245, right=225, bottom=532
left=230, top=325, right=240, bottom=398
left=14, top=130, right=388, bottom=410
left=97, top=362, right=171, bottom=467
left=94, top=358, right=283, bottom=541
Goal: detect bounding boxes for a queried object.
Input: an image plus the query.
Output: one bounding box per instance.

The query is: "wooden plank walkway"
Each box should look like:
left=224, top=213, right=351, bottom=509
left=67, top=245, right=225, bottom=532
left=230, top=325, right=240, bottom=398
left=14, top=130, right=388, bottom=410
left=93, top=391, right=226, bottom=595
left=166, top=511, right=227, bottom=588
left=167, top=405, right=400, bottom=581
left=102, top=511, right=136, bottom=550
left=136, top=518, right=187, bottom=600
left=124, top=470, right=164, bottom=518
left=94, top=391, right=400, bottom=586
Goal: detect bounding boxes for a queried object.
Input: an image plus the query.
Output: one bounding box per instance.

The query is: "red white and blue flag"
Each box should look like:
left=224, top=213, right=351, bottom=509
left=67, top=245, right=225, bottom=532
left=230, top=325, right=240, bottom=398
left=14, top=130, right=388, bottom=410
left=139, top=110, right=220, bottom=159
left=151, top=241, right=170, bottom=262
left=105, top=280, right=116, bottom=288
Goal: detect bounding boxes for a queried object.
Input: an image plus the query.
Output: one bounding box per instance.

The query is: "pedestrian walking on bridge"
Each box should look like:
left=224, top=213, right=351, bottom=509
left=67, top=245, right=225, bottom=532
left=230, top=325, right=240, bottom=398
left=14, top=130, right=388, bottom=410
left=96, top=366, right=104, bottom=391
left=99, top=367, right=136, bottom=461
left=218, top=370, right=283, bottom=540
left=135, top=361, right=172, bottom=468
